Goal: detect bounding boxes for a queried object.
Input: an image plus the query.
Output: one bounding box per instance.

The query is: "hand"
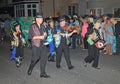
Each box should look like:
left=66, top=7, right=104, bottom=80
left=40, top=35, right=45, bottom=40
left=73, top=30, right=77, bottom=33
left=60, top=33, right=65, bottom=37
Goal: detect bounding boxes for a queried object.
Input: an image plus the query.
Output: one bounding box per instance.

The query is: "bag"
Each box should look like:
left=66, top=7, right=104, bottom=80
left=95, top=39, right=106, bottom=49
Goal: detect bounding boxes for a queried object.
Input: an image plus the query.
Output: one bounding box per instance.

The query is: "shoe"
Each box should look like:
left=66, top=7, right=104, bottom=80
left=92, top=67, right=100, bottom=70
left=56, top=65, right=61, bottom=69
left=83, top=61, right=87, bottom=67
left=68, top=66, right=74, bottom=70
left=15, top=58, right=21, bottom=68
left=40, top=74, right=50, bottom=78
left=27, top=69, right=32, bottom=75
left=104, top=52, right=108, bottom=55
left=16, top=63, right=21, bottom=68
left=48, top=59, right=55, bottom=62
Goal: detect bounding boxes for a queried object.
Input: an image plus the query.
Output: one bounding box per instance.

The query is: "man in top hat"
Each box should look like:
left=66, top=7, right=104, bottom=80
left=27, top=12, right=50, bottom=78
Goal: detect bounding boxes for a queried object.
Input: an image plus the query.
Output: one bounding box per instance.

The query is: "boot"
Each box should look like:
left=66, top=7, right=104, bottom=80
left=48, top=54, right=55, bottom=62
left=15, top=57, right=21, bottom=68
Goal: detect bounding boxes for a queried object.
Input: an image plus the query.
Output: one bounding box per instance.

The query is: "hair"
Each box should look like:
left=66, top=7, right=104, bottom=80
left=13, top=22, right=21, bottom=32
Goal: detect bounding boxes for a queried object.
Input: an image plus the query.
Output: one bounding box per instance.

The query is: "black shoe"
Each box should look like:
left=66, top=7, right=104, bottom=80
left=56, top=65, right=61, bottom=69
left=40, top=74, right=50, bottom=78
left=27, top=69, right=32, bottom=75
left=48, top=59, right=55, bottom=62
left=92, top=67, right=100, bottom=70
left=68, top=66, right=74, bottom=70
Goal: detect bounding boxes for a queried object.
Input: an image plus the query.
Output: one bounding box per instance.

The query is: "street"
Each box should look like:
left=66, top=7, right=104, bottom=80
left=0, top=42, right=120, bottom=84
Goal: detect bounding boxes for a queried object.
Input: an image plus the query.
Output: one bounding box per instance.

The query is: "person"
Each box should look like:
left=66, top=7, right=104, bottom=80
left=10, top=22, right=26, bottom=67
left=83, top=22, right=101, bottom=69
left=104, top=18, right=114, bottom=55
left=46, top=17, right=56, bottom=62
left=80, top=17, right=88, bottom=50
left=53, top=16, right=77, bottom=70
left=71, top=15, right=80, bottom=49
left=110, top=17, right=120, bottom=55
left=27, top=13, right=50, bottom=78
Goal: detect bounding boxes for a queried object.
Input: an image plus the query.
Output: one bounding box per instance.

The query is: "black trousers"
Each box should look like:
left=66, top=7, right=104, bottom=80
left=56, top=43, right=72, bottom=68
left=83, top=37, right=88, bottom=49
left=16, top=46, right=24, bottom=58
left=84, top=44, right=99, bottom=68
left=28, top=45, right=48, bottom=75
left=116, top=36, right=120, bottom=54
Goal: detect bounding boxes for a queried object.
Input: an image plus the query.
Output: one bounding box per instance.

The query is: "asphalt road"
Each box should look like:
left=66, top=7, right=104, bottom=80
left=0, top=42, right=120, bottom=84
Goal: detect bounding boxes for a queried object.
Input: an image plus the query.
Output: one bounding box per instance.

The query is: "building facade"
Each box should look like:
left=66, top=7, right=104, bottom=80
left=86, top=0, right=120, bottom=17
left=0, top=0, right=120, bottom=18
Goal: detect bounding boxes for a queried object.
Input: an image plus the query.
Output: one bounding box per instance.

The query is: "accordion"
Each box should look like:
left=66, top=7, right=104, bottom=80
left=93, top=36, right=106, bottom=49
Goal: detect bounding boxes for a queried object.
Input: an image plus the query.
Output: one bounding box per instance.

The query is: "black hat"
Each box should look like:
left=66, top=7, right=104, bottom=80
left=14, top=21, right=20, bottom=27
left=59, top=16, right=65, bottom=22
left=35, top=12, right=43, bottom=18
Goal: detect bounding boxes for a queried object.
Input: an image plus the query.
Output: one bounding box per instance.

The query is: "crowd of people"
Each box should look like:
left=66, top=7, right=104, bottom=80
left=0, top=12, right=120, bottom=78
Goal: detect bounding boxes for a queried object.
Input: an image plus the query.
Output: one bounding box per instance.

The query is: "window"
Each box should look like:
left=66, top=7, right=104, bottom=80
left=89, top=8, right=103, bottom=17
left=113, top=8, right=120, bottom=18
left=15, top=4, right=25, bottom=17
left=14, top=3, right=39, bottom=17
left=27, top=4, right=37, bottom=17
left=68, top=4, right=78, bottom=15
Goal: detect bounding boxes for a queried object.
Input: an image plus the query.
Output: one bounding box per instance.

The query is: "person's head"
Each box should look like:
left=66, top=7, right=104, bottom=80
left=59, top=16, right=66, bottom=27
left=94, top=22, right=101, bottom=30
left=13, top=22, right=21, bottom=32
left=110, top=17, right=117, bottom=24
left=103, top=15, right=108, bottom=21
left=35, top=12, right=43, bottom=24
left=106, top=18, right=111, bottom=25
left=88, top=17, right=94, bottom=23
left=48, top=18, right=54, bottom=28
left=97, top=17, right=103, bottom=23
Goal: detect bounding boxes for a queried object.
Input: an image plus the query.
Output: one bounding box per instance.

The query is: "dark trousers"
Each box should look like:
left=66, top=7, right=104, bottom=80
left=72, top=34, right=77, bottom=49
left=16, top=46, right=24, bottom=58
left=83, top=37, right=88, bottom=49
left=84, top=44, right=99, bottom=68
left=56, top=43, right=72, bottom=68
left=28, top=45, right=48, bottom=75
left=116, top=36, right=120, bottom=54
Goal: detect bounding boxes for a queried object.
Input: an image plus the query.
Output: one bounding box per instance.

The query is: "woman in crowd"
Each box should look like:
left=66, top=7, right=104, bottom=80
left=80, top=17, right=88, bottom=50
left=104, top=18, right=114, bottom=55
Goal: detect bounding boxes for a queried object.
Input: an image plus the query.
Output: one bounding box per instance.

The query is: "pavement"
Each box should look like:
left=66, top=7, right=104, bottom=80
left=0, top=42, right=120, bottom=84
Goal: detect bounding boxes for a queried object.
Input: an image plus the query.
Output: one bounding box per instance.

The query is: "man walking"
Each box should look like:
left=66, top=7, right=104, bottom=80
left=27, top=13, right=50, bottom=78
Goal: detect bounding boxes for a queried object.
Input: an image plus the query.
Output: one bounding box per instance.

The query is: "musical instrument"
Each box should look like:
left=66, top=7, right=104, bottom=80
left=63, top=24, right=80, bottom=34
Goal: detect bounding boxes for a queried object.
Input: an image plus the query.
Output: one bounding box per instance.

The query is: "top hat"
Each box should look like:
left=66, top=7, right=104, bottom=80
left=35, top=12, right=43, bottom=18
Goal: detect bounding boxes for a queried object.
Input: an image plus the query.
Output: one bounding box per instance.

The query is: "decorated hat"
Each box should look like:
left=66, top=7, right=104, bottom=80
left=59, top=16, right=65, bottom=22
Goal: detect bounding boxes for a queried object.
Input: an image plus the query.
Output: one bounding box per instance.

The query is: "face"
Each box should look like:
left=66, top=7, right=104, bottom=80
left=15, top=25, right=20, bottom=32
left=36, top=18, right=43, bottom=24
left=60, top=20, right=66, bottom=27
left=110, top=18, right=115, bottom=23
left=49, top=21, right=54, bottom=28
left=95, top=23, right=101, bottom=29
